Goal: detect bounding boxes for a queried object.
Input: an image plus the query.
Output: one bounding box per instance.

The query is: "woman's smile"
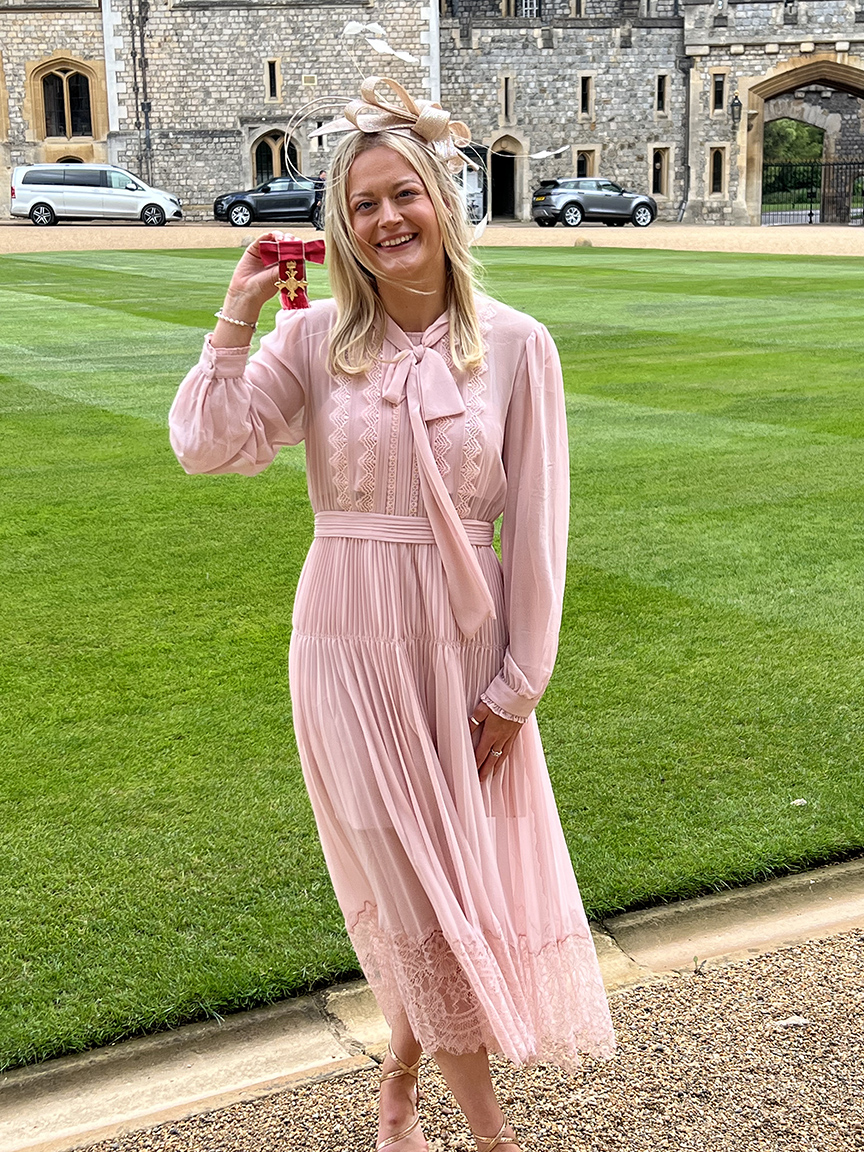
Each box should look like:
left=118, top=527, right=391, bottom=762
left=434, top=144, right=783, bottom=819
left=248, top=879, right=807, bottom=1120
left=347, top=146, right=445, bottom=290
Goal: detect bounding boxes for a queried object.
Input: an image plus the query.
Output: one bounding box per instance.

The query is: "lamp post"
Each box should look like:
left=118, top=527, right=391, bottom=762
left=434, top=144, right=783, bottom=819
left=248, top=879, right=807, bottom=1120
left=730, top=91, right=743, bottom=128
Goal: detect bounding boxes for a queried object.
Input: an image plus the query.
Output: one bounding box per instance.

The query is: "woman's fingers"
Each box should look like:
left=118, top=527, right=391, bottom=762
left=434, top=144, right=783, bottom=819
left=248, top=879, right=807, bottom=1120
left=470, top=705, right=522, bottom=782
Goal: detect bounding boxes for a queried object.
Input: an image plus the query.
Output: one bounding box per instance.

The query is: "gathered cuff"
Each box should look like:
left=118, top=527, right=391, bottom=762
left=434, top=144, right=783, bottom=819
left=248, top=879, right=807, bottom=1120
left=202, top=334, right=252, bottom=377
left=481, top=673, right=538, bottom=722
left=480, top=693, right=528, bottom=724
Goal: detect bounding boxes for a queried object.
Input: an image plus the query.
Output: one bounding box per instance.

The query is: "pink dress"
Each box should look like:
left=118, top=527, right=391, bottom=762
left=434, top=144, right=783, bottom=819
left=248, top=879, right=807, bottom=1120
left=169, top=295, right=615, bottom=1070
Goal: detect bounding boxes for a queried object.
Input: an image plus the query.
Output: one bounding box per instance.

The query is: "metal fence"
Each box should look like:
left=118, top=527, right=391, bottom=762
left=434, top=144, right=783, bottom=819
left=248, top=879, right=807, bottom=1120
left=762, top=160, right=864, bottom=225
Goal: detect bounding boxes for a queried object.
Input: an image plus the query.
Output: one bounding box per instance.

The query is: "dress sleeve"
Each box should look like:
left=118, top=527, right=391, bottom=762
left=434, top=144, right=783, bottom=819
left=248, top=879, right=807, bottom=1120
left=481, top=324, right=570, bottom=721
left=168, top=307, right=310, bottom=476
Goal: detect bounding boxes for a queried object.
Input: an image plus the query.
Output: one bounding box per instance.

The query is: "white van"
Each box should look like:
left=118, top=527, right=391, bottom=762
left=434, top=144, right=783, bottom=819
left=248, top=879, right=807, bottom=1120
left=10, top=163, right=182, bottom=226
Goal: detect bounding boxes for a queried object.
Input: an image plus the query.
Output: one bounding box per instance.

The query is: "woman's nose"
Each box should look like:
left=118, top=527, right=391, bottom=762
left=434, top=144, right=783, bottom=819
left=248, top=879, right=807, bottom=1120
left=378, top=197, right=402, bottom=227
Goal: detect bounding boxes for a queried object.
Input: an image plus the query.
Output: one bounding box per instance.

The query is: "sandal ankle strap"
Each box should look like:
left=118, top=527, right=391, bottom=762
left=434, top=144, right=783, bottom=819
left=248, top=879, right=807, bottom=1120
left=379, top=1043, right=422, bottom=1083
left=473, top=1119, right=518, bottom=1150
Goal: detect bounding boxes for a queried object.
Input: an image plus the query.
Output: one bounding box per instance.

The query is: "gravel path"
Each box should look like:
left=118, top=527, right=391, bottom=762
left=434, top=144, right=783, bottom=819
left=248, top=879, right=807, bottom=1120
left=88, top=928, right=862, bottom=1152
left=2, top=221, right=864, bottom=257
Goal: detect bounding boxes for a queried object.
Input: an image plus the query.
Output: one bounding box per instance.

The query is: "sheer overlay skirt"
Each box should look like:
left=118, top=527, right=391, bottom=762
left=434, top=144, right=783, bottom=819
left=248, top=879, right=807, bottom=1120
left=289, top=536, right=615, bottom=1070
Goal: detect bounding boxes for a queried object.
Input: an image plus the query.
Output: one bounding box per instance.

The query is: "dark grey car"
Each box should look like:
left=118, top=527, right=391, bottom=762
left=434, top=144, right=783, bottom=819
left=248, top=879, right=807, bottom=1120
left=213, top=177, right=323, bottom=228
left=531, top=178, right=656, bottom=228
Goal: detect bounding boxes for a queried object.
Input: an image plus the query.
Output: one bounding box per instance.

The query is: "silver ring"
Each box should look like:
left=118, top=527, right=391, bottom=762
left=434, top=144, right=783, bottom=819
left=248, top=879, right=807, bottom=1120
left=490, top=748, right=503, bottom=757
left=469, top=716, right=481, bottom=727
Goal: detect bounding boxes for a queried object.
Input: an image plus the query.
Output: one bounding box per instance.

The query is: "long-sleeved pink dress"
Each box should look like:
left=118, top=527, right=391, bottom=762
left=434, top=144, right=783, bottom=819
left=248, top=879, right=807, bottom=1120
left=169, top=295, right=615, bottom=1070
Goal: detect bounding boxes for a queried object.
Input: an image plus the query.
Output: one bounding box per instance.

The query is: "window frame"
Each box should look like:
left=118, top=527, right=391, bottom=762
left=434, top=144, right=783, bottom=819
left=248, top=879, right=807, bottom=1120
left=655, top=73, right=669, bottom=117
left=26, top=55, right=107, bottom=145
left=41, top=68, right=92, bottom=139
left=500, top=74, right=516, bottom=125
left=708, top=145, right=727, bottom=196
left=710, top=69, right=729, bottom=117
left=578, top=73, right=595, bottom=121
left=264, top=58, right=282, bottom=104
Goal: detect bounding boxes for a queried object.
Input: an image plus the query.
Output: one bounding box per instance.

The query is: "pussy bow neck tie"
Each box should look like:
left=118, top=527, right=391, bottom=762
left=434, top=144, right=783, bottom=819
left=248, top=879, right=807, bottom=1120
left=381, top=316, right=496, bottom=638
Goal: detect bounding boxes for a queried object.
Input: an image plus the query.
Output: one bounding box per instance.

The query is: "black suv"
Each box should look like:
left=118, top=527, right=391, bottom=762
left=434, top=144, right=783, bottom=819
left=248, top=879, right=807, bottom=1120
left=531, top=178, right=656, bottom=228
left=214, top=177, right=324, bottom=228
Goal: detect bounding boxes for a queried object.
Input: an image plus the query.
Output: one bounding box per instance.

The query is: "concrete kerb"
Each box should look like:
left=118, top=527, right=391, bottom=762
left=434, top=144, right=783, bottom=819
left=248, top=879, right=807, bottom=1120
left=2, top=855, right=862, bottom=1152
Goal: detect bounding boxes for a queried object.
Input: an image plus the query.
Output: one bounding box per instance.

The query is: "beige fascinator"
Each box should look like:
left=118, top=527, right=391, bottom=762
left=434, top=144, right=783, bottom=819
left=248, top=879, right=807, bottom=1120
left=312, top=77, right=475, bottom=173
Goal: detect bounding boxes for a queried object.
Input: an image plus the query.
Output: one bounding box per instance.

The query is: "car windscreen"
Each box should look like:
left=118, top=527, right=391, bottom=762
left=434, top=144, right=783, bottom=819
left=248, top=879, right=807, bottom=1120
left=22, top=169, right=65, bottom=185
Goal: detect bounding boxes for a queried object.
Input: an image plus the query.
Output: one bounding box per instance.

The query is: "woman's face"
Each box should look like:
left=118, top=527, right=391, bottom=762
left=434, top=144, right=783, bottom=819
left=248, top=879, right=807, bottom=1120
left=346, top=145, right=445, bottom=290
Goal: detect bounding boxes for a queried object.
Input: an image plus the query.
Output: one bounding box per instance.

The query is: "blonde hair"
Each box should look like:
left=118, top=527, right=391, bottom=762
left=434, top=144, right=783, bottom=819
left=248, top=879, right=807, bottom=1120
left=324, top=130, right=484, bottom=377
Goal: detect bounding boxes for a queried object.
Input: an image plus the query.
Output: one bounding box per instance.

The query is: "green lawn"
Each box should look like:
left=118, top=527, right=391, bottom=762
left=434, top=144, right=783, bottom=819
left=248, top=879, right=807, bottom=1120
left=1, top=245, right=863, bottom=1071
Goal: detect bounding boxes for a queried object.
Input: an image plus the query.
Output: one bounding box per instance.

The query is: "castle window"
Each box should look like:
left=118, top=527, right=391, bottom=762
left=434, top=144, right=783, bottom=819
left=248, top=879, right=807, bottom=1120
left=42, top=69, right=92, bottom=137
left=656, top=74, right=668, bottom=114
left=579, top=75, right=594, bottom=118
left=652, top=147, right=669, bottom=196
left=502, top=76, right=515, bottom=122
left=265, top=59, right=281, bottom=102
left=712, top=73, right=726, bottom=114
left=710, top=147, right=725, bottom=194
left=518, top=0, right=540, bottom=15
left=571, top=0, right=584, bottom=13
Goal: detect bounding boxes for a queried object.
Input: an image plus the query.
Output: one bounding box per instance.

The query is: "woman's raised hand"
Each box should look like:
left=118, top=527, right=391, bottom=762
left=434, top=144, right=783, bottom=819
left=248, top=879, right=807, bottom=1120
left=225, top=230, right=300, bottom=311
left=212, top=230, right=301, bottom=348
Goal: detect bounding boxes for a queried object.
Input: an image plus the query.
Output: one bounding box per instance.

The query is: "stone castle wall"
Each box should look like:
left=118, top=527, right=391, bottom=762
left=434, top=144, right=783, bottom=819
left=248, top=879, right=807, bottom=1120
left=1, top=0, right=864, bottom=222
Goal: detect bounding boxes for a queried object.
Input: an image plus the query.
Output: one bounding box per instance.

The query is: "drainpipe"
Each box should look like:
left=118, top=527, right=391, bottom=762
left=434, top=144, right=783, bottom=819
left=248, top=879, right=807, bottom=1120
left=676, top=53, right=692, bottom=221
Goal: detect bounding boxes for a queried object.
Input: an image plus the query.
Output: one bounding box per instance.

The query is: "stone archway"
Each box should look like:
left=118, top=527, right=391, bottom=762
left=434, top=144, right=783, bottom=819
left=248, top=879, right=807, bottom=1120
left=739, top=56, right=864, bottom=222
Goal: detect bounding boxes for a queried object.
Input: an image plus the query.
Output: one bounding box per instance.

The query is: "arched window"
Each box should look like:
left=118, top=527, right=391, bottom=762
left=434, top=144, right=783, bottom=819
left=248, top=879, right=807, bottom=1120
left=710, top=147, right=725, bottom=195
left=42, top=69, right=92, bottom=137
left=254, top=138, right=275, bottom=184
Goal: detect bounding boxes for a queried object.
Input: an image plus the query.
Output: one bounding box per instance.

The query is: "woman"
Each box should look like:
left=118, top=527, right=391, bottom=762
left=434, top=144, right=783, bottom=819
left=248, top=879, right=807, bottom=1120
left=170, top=80, right=615, bottom=1152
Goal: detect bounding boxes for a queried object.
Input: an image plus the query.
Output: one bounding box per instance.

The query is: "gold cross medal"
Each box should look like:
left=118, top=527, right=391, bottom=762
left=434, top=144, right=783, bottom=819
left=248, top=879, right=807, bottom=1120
left=258, top=239, right=326, bottom=310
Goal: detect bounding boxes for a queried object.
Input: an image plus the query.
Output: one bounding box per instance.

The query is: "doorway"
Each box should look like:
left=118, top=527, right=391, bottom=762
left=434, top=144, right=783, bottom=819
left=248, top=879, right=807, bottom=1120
left=490, top=149, right=516, bottom=218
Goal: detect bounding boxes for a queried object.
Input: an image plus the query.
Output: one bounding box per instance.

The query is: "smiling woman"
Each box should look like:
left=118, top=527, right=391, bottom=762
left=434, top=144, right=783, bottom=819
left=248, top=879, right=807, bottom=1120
left=168, top=77, right=614, bottom=1152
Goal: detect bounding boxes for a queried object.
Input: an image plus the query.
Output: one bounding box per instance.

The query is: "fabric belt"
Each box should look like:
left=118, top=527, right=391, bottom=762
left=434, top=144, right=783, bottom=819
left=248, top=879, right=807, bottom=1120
left=314, top=512, right=494, bottom=548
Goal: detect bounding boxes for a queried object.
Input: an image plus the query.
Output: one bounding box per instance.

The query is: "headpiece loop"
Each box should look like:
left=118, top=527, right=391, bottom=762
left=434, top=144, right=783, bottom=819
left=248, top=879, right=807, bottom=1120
left=313, top=76, right=475, bottom=172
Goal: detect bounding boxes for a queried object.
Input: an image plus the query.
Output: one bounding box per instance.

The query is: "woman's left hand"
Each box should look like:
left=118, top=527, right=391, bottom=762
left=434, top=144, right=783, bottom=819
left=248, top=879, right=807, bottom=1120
left=469, top=702, right=523, bottom=782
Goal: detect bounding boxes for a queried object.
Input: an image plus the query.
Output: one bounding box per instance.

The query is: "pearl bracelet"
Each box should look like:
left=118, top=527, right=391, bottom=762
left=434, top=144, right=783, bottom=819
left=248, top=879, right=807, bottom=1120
left=214, top=309, right=257, bottom=331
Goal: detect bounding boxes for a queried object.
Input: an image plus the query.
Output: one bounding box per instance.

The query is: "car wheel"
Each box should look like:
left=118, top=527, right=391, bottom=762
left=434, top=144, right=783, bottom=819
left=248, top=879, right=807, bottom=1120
left=30, top=203, right=57, bottom=226
left=142, top=204, right=166, bottom=226
left=605, top=220, right=627, bottom=227
left=631, top=204, right=655, bottom=228
left=228, top=203, right=253, bottom=227
left=536, top=218, right=556, bottom=228
left=561, top=203, right=584, bottom=228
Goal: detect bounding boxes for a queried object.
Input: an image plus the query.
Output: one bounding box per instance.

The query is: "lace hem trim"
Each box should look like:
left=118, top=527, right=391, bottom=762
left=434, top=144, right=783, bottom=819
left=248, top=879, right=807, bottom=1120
left=348, top=904, right=616, bottom=1070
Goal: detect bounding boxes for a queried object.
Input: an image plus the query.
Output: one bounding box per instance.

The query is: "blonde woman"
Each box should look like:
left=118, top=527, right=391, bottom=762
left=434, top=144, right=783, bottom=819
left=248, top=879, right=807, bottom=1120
left=169, top=80, right=614, bottom=1152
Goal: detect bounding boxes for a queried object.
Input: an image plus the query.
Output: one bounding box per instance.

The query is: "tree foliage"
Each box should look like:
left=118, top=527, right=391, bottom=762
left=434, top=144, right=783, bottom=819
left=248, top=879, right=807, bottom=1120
left=763, top=117, right=825, bottom=164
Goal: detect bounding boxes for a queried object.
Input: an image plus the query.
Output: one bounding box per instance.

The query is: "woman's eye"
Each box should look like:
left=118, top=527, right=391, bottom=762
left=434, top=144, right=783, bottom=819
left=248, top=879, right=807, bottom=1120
left=354, top=201, right=375, bottom=212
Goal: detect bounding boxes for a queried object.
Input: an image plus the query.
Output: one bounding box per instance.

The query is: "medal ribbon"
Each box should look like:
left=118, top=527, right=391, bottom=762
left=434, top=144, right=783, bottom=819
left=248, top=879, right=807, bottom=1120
left=258, top=239, right=326, bottom=310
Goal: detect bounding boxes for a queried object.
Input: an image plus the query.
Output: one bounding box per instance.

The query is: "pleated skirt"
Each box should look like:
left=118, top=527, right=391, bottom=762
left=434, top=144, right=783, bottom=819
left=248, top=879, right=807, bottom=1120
left=289, top=535, right=615, bottom=1069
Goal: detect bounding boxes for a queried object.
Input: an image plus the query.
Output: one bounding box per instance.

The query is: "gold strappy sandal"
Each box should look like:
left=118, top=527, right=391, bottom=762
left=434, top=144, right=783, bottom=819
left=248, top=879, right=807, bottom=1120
left=376, top=1044, right=423, bottom=1151
left=472, top=1119, right=519, bottom=1151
